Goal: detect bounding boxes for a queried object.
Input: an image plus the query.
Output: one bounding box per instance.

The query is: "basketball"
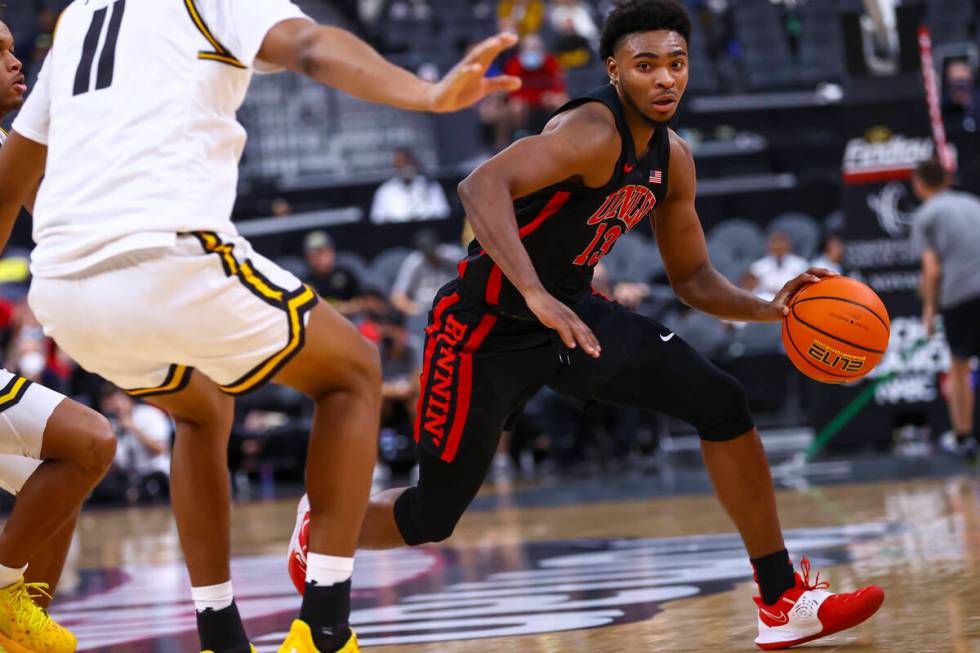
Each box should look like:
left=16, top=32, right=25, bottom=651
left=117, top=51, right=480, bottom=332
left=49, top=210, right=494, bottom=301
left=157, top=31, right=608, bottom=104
left=782, top=276, right=891, bottom=384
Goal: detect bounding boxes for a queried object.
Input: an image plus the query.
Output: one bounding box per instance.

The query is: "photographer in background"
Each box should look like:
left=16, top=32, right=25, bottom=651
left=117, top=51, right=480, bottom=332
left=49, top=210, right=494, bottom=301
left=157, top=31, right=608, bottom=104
left=98, top=386, right=173, bottom=504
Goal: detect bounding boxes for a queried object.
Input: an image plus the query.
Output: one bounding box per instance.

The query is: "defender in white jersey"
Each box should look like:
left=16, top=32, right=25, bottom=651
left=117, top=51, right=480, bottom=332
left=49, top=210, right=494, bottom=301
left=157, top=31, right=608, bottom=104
left=0, top=2, right=520, bottom=652
left=0, top=21, right=118, bottom=653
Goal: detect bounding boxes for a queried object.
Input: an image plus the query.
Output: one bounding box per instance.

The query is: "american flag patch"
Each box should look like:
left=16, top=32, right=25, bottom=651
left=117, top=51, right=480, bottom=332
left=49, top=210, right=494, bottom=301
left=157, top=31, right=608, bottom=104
left=649, top=170, right=663, bottom=185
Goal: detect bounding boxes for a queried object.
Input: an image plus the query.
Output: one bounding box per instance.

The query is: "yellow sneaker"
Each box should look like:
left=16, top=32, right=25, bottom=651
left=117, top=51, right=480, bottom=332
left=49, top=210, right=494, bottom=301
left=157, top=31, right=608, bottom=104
left=277, top=620, right=359, bottom=653
left=0, top=578, right=76, bottom=653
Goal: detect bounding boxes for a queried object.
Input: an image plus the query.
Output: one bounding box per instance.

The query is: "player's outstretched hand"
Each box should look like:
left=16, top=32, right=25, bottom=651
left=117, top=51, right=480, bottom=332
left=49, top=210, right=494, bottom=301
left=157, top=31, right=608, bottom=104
left=525, top=289, right=601, bottom=358
left=770, top=267, right=839, bottom=318
left=426, top=33, right=522, bottom=113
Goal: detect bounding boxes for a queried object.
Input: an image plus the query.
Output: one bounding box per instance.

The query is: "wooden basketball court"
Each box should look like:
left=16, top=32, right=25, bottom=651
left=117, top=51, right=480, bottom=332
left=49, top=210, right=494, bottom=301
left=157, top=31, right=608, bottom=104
left=41, top=465, right=980, bottom=652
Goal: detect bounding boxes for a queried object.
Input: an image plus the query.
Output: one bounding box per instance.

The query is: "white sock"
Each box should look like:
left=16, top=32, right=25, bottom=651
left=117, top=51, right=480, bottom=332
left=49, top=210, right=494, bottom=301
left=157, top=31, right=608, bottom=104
left=305, top=553, right=354, bottom=587
left=191, top=580, right=234, bottom=612
left=0, top=563, right=26, bottom=589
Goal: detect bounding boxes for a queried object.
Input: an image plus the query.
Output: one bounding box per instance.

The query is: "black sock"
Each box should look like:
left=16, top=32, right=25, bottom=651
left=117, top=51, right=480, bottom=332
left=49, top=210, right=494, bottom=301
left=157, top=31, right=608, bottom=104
left=196, top=601, right=250, bottom=653
left=300, top=579, right=352, bottom=652
left=751, top=549, right=795, bottom=606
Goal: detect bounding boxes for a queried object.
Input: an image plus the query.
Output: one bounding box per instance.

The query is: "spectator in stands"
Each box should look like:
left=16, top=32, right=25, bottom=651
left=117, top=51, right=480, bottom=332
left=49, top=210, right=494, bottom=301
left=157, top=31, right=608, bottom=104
left=548, top=0, right=599, bottom=46
left=944, top=60, right=977, bottom=134
left=497, top=0, right=545, bottom=36
left=378, top=309, right=419, bottom=429
left=303, top=231, right=363, bottom=316
left=503, top=33, right=569, bottom=134
left=271, top=197, right=292, bottom=218
left=31, top=8, right=56, bottom=65
left=370, top=147, right=450, bottom=224
left=748, top=232, right=809, bottom=301
left=100, top=386, right=172, bottom=504
left=549, top=13, right=596, bottom=69
left=911, top=159, right=980, bottom=461
left=390, top=230, right=458, bottom=316
left=811, top=234, right=844, bottom=275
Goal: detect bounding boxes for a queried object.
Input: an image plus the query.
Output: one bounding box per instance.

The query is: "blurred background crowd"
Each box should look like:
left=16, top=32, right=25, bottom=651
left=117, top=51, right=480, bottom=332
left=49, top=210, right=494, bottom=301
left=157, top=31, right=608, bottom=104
left=0, top=0, right=978, bottom=504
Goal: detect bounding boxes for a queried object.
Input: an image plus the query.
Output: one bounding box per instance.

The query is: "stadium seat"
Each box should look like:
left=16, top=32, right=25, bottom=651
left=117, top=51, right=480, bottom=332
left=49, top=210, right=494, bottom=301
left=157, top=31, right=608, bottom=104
left=335, top=252, right=370, bottom=285
left=369, top=247, right=412, bottom=294
left=665, top=310, right=728, bottom=358
left=768, top=213, right=821, bottom=260
left=706, top=219, right=766, bottom=282
left=731, top=322, right=783, bottom=356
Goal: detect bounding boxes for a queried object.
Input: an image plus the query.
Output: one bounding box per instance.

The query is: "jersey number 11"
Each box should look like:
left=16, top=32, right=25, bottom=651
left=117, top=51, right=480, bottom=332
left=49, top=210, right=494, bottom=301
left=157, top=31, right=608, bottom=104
left=73, top=0, right=126, bottom=96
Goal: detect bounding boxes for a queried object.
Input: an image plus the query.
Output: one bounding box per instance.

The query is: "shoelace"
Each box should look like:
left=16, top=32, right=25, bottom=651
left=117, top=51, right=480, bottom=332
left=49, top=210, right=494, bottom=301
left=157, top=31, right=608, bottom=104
left=799, top=556, right=831, bottom=592
left=13, top=582, right=53, bottom=633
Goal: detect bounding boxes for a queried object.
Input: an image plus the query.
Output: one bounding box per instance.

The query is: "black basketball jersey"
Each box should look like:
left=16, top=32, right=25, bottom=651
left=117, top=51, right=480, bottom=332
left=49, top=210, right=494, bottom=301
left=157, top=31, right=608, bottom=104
left=458, top=84, right=672, bottom=319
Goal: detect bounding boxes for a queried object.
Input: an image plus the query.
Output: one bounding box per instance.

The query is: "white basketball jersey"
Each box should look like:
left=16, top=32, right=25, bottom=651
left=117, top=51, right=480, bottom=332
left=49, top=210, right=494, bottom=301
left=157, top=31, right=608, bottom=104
left=13, top=0, right=309, bottom=278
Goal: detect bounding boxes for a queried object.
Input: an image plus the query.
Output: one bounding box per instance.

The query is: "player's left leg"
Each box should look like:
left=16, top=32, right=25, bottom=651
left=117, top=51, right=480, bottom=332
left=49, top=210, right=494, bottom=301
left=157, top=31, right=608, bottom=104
left=0, top=385, right=116, bottom=653
left=551, top=300, right=884, bottom=650
left=23, top=512, right=76, bottom=607
left=0, top=457, right=79, bottom=607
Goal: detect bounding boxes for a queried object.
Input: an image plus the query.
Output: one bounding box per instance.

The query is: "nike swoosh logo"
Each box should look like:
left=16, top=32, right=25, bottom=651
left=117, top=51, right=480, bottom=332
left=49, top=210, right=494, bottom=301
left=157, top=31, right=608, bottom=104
left=759, top=606, right=790, bottom=625
left=660, top=332, right=675, bottom=342
left=624, top=163, right=636, bottom=173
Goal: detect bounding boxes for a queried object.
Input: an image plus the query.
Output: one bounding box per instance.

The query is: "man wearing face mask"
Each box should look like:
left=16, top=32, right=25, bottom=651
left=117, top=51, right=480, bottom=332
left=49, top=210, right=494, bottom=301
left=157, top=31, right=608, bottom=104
left=503, top=33, right=569, bottom=134
left=944, top=60, right=978, bottom=134
left=943, top=60, right=980, bottom=194
left=369, top=148, right=450, bottom=224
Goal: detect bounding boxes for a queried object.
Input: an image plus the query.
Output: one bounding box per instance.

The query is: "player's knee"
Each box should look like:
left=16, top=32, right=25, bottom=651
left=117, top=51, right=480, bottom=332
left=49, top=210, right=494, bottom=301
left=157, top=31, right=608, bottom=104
left=414, top=507, right=461, bottom=544
left=79, top=409, right=116, bottom=475
left=394, top=487, right=464, bottom=545
left=696, top=371, right=753, bottom=442
left=319, top=333, right=382, bottom=402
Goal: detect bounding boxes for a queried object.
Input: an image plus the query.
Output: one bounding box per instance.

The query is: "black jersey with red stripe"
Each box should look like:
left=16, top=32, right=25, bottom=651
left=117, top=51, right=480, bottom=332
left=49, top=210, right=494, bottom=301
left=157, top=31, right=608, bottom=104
left=458, top=84, right=671, bottom=320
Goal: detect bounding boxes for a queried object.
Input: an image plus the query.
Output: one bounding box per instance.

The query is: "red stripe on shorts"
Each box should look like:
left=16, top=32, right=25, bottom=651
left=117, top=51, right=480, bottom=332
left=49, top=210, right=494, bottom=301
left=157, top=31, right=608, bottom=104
left=414, top=292, right=460, bottom=443
left=441, top=313, right=497, bottom=463
left=485, top=265, right=503, bottom=305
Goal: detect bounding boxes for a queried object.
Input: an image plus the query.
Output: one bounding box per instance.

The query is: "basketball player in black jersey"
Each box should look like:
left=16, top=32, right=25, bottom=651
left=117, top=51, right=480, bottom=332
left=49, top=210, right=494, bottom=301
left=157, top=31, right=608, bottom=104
left=292, top=1, right=885, bottom=648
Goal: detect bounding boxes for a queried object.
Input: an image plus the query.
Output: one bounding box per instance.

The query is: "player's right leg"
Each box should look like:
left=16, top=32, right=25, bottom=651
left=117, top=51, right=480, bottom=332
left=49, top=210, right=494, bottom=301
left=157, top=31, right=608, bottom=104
left=266, top=299, right=382, bottom=653
left=939, top=300, right=980, bottom=460
left=555, top=298, right=884, bottom=650
left=0, top=381, right=116, bottom=653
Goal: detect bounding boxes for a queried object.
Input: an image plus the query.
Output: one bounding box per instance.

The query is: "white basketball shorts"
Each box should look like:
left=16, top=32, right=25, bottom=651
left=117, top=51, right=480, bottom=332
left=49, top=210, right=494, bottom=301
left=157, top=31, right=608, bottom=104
left=29, top=232, right=318, bottom=397
left=0, top=369, right=65, bottom=494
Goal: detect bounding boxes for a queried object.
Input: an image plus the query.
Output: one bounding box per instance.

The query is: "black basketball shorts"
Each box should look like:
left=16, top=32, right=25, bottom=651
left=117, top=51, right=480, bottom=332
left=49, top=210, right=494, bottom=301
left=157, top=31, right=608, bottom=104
left=943, top=295, right=980, bottom=360
left=393, top=279, right=754, bottom=546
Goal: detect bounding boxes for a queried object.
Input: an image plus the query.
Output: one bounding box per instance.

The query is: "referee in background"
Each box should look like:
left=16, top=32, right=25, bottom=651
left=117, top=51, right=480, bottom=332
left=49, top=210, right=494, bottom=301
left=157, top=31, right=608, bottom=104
left=912, top=159, right=980, bottom=461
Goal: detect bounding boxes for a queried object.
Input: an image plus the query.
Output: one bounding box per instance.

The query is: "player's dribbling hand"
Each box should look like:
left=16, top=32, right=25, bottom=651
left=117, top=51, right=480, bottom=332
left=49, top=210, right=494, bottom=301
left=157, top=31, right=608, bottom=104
left=770, top=267, right=838, bottom=319
left=525, top=289, right=601, bottom=358
left=426, top=33, right=523, bottom=113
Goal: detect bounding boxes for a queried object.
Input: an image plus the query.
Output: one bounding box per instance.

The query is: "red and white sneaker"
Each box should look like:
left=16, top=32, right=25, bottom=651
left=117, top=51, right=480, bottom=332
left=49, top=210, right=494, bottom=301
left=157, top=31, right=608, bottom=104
left=754, top=558, right=884, bottom=650
left=287, top=493, right=311, bottom=596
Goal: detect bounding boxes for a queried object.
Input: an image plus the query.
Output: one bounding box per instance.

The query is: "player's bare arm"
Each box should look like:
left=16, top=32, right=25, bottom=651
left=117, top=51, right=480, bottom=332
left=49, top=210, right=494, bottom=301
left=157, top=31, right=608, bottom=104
left=920, top=247, right=941, bottom=336
left=655, top=130, right=833, bottom=322
left=0, top=131, right=45, bottom=252
left=457, top=104, right=621, bottom=356
left=259, top=21, right=521, bottom=113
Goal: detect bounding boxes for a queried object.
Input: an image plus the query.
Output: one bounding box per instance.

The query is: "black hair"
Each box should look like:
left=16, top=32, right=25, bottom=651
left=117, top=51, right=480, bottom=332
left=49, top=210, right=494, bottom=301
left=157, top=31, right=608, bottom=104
left=599, top=0, right=692, bottom=60
left=913, top=159, right=949, bottom=189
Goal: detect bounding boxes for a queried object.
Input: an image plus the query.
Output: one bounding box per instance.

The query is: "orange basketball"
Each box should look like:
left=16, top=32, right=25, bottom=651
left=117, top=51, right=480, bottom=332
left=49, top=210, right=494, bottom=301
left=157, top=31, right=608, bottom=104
left=781, top=276, right=890, bottom=384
